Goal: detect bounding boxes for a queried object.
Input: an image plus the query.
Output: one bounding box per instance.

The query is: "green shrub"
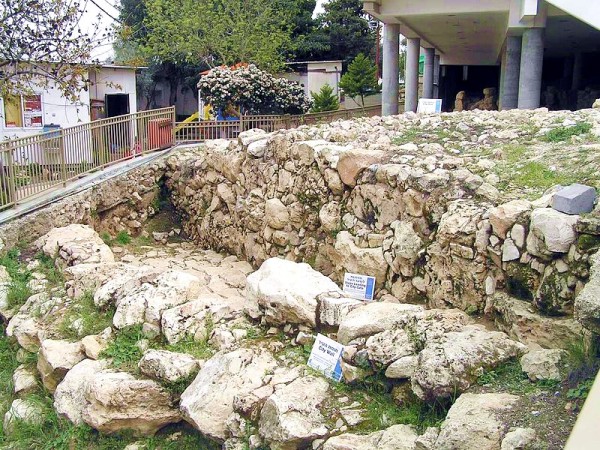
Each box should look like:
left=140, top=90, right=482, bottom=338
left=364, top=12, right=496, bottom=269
left=310, top=84, right=340, bottom=113
left=115, top=231, right=132, bottom=246
left=100, top=325, right=144, bottom=371
left=0, top=249, right=32, bottom=309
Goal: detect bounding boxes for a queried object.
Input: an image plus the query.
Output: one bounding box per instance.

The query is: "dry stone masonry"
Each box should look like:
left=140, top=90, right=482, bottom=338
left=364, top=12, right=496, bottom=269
left=0, top=106, right=599, bottom=449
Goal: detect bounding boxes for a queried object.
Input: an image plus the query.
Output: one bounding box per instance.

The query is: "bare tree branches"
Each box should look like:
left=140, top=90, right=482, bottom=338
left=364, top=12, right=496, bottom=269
left=0, top=0, right=112, bottom=102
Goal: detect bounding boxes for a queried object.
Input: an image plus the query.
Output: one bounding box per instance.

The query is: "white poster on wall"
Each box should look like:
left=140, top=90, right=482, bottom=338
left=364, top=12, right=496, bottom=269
left=307, top=333, right=344, bottom=382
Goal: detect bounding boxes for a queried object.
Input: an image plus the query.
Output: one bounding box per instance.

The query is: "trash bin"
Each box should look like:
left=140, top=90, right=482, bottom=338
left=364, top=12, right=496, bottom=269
left=148, top=118, right=173, bottom=150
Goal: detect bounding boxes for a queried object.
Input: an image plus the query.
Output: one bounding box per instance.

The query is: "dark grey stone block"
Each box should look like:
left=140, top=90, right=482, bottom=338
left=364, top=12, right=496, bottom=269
left=552, top=184, right=597, bottom=215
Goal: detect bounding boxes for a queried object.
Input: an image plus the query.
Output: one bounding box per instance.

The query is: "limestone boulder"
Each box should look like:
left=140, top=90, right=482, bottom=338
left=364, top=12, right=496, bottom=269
left=501, top=428, right=537, bottom=450
left=318, top=294, right=363, bottom=328
left=574, top=251, right=600, bottom=334
left=319, top=202, right=341, bottom=233
left=93, top=264, right=160, bottom=308
left=112, top=270, right=201, bottom=329
left=323, top=424, right=419, bottom=450
left=383, top=220, right=423, bottom=277
left=35, top=224, right=114, bottom=267
left=434, top=393, right=519, bottom=450
left=259, top=376, right=330, bottom=449
left=12, top=364, right=38, bottom=395
left=54, top=359, right=109, bottom=424
left=365, top=328, right=418, bottom=366
left=82, top=371, right=180, bottom=435
left=37, top=339, right=86, bottom=393
left=489, top=200, right=532, bottom=239
left=180, top=348, right=278, bottom=441
left=411, top=326, right=526, bottom=401
left=265, top=198, right=290, bottom=230
left=333, top=231, right=388, bottom=289
left=526, top=208, right=578, bottom=256
left=64, top=262, right=139, bottom=299
left=246, top=258, right=342, bottom=328
left=520, top=349, right=568, bottom=382
left=161, top=296, right=237, bottom=344
left=494, top=293, right=583, bottom=349
left=336, top=148, right=386, bottom=187
left=3, top=399, right=43, bottom=434
left=337, top=302, right=424, bottom=344
left=138, top=350, right=199, bottom=383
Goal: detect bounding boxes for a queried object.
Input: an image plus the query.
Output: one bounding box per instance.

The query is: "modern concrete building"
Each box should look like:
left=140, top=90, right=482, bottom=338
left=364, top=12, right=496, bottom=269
left=363, top=0, right=600, bottom=114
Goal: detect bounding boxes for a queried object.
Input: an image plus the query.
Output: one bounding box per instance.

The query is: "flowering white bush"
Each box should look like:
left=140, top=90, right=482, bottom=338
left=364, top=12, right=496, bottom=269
left=198, top=64, right=312, bottom=115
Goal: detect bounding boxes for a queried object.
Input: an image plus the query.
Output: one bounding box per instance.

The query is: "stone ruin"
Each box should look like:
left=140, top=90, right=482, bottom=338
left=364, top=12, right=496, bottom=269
left=0, top=105, right=599, bottom=449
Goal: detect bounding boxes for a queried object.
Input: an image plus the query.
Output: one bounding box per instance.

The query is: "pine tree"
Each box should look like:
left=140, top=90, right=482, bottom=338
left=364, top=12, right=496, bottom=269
left=338, top=53, right=380, bottom=108
left=310, top=84, right=340, bottom=112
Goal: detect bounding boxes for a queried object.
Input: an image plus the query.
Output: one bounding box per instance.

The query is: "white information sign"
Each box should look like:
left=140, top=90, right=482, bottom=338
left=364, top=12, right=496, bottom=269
left=307, top=333, right=344, bottom=382
left=417, top=98, right=443, bottom=114
left=343, top=272, right=375, bottom=301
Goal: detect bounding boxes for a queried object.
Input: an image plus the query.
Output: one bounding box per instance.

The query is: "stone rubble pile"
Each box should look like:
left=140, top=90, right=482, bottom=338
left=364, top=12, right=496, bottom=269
left=1, top=223, right=582, bottom=449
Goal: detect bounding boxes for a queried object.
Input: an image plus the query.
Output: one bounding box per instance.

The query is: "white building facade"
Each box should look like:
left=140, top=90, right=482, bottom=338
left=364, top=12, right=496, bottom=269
left=1, top=65, right=139, bottom=141
left=364, top=0, right=600, bottom=114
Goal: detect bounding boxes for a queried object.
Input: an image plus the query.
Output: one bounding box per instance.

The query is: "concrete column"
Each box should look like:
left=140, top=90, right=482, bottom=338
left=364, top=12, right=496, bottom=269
left=499, top=35, right=522, bottom=110
left=518, top=28, right=544, bottom=109
left=433, top=54, right=440, bottom=99
left=382, top=24, right=400, bottom=116
left=572, top=52, right=583, bottom=91
left=405, top=37, right=421, bottom=112
left=423, top=48, right=435, bottom=99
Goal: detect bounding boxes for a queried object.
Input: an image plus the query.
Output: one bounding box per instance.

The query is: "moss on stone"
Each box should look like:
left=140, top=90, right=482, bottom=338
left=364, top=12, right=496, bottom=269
left=577, top=234, right=600, bottom=253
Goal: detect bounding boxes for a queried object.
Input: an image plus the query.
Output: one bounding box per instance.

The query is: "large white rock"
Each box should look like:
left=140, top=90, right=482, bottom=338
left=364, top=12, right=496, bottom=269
left=138, top=350, right=199, bottom=383
left=383, top=220, right=423, bottom=277
left=3, top=399, right=43, bottom=434
left=35, top=224, right=114, bottom=267
left=246, top=258, right=342, bottom=328
left=323, top=424, right=419, bottom=450
left=180, top=348, right=278, bottom=441
left=265, top=198, right=290, bottom=230
left=411, top=326, right=526, bottom=401
left=12, top=364, right=38, bottom=395
left=489, top=200, right=532, bottom=239
left=82, top=371, right=180, bottom=435
left=161, top=295, right=241, bottom=344
left=520, top=349, right=568, bottom=382
left=337, top=302, right=424, bottom=344
left=435, top=393, right=519, bottom=450
left=92, top=264, right=160, bottom=308
left=112, top=270, right=201, bottom=329
left=259, top=376, right=330, bottom=449
left=575, top=251, right=600, bottom=334
left=37, top=339, right=86, bottom=393
left=65, top=262, right=141, bottom=299
left=54, top=359, right=109, bottom=424
left=526, top=208, right=578, bottom=256
left=334, top=231, right=388, bottom=289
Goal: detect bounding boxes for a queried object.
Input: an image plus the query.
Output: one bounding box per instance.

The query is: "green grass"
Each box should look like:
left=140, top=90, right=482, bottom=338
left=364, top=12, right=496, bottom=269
left=391, top=127, right=421, bottom=145
left=100, top=325, right=144, bottom=371
left=161, top=336, right=215, bottom=361
left=35, top=252, right=64, bottom=288
left=0, top=248, right=32, bottom=309
left=0, top=391, right=217, bottom=449
left=59, top=291, right=114, bottom=340
left=100, top=232, right=112, bottom=246
left=114, top=231, right=132, bottom=246
left=545, top=122, right=592, bottom=142
left=330, top=373, right=448, bottom=433
left=477, top=359, right=559, bottom=394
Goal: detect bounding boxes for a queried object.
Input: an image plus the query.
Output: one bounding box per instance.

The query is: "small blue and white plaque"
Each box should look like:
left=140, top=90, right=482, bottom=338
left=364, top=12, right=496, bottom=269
left=343, top=272, right=375, bottom=301
left=307, top=334, right=344, bottom=382
left=417, top=98, right=443, bottom=114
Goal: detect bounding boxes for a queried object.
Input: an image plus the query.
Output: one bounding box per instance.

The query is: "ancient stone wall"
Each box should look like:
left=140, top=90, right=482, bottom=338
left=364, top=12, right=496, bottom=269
left=0, top=160, right=166, bottom=250
left=165, top=111, right=600, bottom=329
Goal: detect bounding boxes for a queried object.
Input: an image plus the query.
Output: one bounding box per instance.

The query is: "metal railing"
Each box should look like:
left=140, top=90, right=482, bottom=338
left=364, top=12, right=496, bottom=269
left=0, top=107, right=175, bottom=211
left=175, top=105, right=382, bottom=143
